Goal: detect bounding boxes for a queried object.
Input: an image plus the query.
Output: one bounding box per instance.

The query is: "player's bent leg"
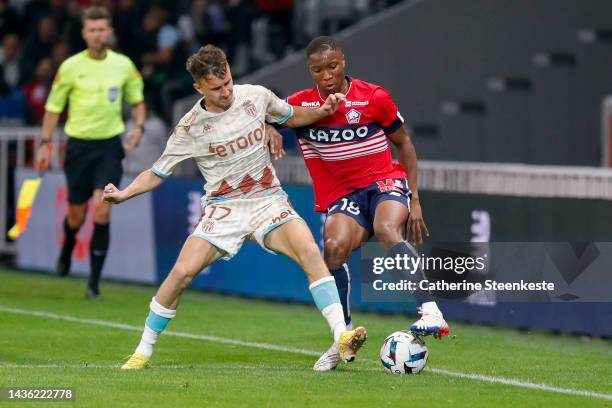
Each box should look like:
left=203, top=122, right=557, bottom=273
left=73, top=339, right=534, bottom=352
left=372, top=200, right=408, bottom=249
left=264, top=218, right=329, bottom=283
left=57, top=202, right=88, bottom=278
left=264, top=219, right=368, bottom=369
left=311, top=214, right=369, bottom=371
left=323, top=213, right=368, bottom=269
left=323, top=213, right=368, bottom=327
left=373, top=200, right=450, bottom=338
left=122, top=237, right=224, bottom=369
left=157, top=236, right=225, bottom=309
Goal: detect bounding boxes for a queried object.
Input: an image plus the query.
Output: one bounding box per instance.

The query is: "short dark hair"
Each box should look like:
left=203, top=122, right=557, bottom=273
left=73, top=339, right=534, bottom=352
left=186, top=45, right=228, bottom=81
left=306, top=36, right=343, bottom=57
left=82, top=6, right=112, bottom=24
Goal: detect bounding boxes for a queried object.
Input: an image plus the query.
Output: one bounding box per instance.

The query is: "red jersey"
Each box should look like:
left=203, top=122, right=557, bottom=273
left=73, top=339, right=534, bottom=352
left=287, top=77, right=406, bottom=212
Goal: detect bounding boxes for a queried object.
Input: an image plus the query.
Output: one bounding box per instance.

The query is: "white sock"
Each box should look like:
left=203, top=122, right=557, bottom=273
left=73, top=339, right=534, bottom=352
left=133, top=297, right=177, bottom=358
left=347, top=322, right=354, bottom=330
left=421, top=301, right=442, bottom=316
left=135, top=325, right=158, bottom=357
left=321, top=303, right=347, bottom=342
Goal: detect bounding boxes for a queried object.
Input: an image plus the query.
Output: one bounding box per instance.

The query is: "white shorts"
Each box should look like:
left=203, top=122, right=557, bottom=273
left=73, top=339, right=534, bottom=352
left=191, top=193, right=303, bottom=259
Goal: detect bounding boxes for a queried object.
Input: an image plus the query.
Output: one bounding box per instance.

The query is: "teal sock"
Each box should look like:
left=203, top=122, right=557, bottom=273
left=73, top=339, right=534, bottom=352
left=135, top=297, right=176, bottom=357
left=309, top=276, right=346, bottom=341
left=309, top=276, right=341, bottom=310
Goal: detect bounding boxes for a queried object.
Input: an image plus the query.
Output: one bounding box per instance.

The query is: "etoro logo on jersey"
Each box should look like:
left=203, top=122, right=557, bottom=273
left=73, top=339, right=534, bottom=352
left=209, top=122, right=265, bottom=157
left=346, top=108, right=361, bottom=124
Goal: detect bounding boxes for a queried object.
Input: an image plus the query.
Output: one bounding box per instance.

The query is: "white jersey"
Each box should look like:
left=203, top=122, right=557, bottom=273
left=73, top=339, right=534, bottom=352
left=151, top=84, right=294, bottom=201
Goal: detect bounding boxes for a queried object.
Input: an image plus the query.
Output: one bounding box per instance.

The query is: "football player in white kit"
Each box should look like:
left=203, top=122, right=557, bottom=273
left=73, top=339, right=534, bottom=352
left=103, top=45, right=367, bottom=370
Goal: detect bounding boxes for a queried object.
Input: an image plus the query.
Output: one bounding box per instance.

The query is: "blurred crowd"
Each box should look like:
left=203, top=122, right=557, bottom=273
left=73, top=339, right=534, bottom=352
left=0, top=0, right=401, bottom=125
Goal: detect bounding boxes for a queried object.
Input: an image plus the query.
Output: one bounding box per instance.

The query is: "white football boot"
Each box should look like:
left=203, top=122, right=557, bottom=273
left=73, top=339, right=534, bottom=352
left=313, top=342, right=341, bottom=372
left=313, top=326, right=367, bottom=371
left=410, top=307, right=450, bottom=338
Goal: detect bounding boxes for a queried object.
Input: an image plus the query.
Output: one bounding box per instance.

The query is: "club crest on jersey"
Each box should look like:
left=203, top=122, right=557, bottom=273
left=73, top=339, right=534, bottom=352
left=107, top=87, right=120, bottom=102
left=203, top=123, right=214, bottom=133
left=178, top=110, right=197, bottom=134
left=346, top=108, right=361, bottom=124
left=201, top=220, right=215, bottom=233
left=243, top=100, right=257, bottom=117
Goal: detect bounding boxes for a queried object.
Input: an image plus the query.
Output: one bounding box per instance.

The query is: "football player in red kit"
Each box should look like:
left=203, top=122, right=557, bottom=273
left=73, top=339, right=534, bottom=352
left=273, top=36, right=450, bottom=371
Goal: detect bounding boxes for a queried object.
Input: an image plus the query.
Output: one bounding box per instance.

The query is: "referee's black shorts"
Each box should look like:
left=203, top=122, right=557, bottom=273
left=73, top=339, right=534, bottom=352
left=64, top=136, right=125, bottom=204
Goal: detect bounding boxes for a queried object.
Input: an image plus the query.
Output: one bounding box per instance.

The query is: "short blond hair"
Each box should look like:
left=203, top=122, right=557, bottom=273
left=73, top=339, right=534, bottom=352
left=82, top=6, right=112, bottom=25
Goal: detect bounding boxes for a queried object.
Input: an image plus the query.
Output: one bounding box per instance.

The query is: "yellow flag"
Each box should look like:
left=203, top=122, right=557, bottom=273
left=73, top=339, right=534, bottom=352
left=8, top=177, right=42, bottom=240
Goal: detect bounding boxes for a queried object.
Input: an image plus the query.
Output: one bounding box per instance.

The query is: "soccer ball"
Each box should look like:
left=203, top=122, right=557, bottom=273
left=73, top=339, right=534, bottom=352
left=380, top=330, right=428, bottom=374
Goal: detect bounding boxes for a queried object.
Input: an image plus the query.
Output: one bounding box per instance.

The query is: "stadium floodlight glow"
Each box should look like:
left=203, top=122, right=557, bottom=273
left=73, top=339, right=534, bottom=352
left=440, top=101, right=460, bottom=115
left=578, top=29, right=597, bottom=44
left=487, top=78, right=506, bottom=92
left=486, top=77, right=532, bottom=93
left=532, top=52, right=577, bottom=68
left=577, top=28, right=612, bottom=44
left=440, top=100, right=486, bottom=116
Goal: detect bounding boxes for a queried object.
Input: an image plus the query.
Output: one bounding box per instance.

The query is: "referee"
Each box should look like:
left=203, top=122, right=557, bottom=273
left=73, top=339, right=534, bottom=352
left=36, top=6, right=145, bottom=300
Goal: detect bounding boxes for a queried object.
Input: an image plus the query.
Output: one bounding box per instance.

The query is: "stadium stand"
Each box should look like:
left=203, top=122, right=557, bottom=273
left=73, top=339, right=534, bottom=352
left=240, top=0, right=612, bottom=166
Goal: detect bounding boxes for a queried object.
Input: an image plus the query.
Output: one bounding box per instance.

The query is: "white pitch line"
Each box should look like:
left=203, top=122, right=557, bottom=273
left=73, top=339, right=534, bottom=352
left=0, top=305, right=320, bottom=356
left=426, top=368, right=612, bottom=401
left=1, top=304, right=611, bottom=401
left=0, top=364, right=119, bottom=369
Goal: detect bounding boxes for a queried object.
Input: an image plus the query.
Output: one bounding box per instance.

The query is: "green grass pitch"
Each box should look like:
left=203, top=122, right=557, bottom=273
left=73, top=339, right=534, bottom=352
left=0, top=268, right=610, bottom=407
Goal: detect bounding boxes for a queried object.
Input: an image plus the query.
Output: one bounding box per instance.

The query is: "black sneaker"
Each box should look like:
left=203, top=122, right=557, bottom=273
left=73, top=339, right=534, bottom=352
left=85, top=287, right=103, bottom=301
left=56, top=254, right=71, bottom=277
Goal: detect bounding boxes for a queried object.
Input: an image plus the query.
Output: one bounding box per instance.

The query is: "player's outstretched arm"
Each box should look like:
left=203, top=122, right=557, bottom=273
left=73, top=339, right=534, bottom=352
left=103, top=169, right=165, bottom=204
left=284, top=92, right=345, bottom=128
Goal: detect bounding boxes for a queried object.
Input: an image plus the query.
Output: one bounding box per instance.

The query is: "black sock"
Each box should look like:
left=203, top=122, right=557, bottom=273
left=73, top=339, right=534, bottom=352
left=88, top=223, right=110, bottom=294
left=389, top=242, right=434, bottom=304
left=330, top=265, right=351, bottom=326
left=60, top=218, right=79, bottom=261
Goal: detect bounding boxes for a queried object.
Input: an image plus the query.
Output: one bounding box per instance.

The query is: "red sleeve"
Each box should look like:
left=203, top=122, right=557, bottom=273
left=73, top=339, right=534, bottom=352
left=371, top=87, right=404, bottom=133
left=286, top=92, right=300, bottom=106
